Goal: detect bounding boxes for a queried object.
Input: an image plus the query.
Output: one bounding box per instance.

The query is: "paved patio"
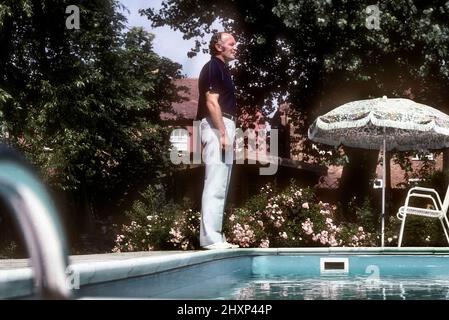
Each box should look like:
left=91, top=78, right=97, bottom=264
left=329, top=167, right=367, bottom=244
left=0, top=250, right=198, bottom=270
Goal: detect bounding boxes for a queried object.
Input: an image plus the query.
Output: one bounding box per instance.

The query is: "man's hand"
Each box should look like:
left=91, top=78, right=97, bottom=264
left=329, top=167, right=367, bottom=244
left=220, top=132, right=232, bottom=150
left=206, top=91, right=231, bottom=150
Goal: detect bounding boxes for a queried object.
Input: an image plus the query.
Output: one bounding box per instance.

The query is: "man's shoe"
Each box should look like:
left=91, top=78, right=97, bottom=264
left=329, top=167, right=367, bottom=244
left=202, top=242, right=239, bottom=250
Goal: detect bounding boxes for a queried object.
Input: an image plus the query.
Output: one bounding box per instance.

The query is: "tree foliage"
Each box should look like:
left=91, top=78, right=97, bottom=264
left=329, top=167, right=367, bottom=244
left=0, top=0, right=183, bottom=217
left=144, top=0, right=449, bottom=127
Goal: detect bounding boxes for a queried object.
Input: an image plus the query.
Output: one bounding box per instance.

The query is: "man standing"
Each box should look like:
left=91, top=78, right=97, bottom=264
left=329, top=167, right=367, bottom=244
left=197, top=32, right=239, bottom=249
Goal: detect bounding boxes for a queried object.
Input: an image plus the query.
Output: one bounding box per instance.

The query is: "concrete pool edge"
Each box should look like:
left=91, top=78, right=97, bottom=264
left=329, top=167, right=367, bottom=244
left=1, top=247, right=449, bottom=299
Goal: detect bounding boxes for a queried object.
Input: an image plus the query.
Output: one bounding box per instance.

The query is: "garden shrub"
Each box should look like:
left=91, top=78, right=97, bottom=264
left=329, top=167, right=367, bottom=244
left=224, top=180, right=376, bottom=248
left=113, top=180, right=447, bottom=251
left=112, top=185, right=200, bottom=252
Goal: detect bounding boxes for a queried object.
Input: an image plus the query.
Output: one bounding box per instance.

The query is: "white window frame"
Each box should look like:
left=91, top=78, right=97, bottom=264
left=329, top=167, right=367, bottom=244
left=169, top=128, right=189, bottom=152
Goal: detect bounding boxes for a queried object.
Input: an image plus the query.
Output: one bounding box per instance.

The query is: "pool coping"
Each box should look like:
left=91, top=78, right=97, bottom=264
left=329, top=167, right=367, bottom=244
left=1, top=247, right=449, bottom=299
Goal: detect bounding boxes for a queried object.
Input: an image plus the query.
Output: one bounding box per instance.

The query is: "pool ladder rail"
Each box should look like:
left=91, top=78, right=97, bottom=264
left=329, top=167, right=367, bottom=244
left=0, top=146, right=71, bottom=299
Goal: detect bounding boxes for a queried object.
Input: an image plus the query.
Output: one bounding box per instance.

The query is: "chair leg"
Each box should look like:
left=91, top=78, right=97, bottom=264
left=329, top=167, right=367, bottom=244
left=398, top=214, right=407, bottom=247
left=442, top=216, right=449, bottom=246
left=444, top=215, right=449, bottom=231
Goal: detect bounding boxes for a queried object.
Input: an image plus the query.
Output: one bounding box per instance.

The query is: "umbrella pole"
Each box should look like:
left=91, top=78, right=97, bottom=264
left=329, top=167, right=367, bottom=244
left=381, top=128, right=386, bottom=247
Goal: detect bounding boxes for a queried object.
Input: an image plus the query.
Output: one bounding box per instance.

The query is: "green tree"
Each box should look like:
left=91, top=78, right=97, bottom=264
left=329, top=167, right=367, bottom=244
left=0, top=0, right=184, bottom=245
left=145, top=0, right=449, bottom=114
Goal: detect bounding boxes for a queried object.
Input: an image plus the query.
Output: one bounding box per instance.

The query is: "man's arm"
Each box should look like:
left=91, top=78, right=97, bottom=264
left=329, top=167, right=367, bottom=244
left=205, top=91, right=231, bottom=149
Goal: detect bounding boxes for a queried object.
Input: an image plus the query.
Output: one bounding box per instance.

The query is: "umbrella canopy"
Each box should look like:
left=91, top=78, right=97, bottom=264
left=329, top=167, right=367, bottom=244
left=308, top=96, right=449, bottom=151
left=308, top=96, right=449, bottom=247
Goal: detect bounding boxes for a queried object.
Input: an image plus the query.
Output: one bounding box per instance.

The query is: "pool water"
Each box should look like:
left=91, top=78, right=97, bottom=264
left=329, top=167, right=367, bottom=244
left=225, top=275, right=449, bottom=300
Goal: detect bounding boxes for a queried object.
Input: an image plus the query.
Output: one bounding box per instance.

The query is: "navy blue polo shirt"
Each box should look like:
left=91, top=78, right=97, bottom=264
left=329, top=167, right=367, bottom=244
left=196, top=56, right=237, bottom=120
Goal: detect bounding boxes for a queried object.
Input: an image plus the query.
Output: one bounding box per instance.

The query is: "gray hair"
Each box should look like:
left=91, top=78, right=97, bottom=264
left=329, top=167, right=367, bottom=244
left=209, top=32, right=227, bottom=56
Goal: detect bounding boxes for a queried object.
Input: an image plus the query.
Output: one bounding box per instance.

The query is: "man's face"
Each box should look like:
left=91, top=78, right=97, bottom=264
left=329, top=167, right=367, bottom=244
left=216, top=33, right=237, bottom=62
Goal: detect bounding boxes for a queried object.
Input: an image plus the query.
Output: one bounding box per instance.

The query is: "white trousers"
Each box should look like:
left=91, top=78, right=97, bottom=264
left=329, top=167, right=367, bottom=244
left=199, top=117, right=235, bottom=246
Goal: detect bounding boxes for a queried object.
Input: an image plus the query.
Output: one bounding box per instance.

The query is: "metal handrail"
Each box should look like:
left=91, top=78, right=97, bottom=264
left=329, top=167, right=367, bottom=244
left=0, top=149, right=71, bottom=299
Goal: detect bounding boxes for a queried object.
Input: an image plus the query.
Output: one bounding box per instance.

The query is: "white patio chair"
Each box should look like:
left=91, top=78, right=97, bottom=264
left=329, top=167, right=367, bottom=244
left=397, top=186, right=449, bottom=247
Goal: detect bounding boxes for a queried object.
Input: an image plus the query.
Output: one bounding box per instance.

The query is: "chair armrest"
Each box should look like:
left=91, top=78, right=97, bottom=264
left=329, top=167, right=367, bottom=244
left=410, top=186, right=440, bottom=193
left=405, top=193, right=440, bottom=210
left=406, top=187, right=443, bottom=208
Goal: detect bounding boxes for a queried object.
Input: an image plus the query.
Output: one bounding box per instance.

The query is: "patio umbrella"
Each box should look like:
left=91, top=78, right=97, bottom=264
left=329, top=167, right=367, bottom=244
left=308, top=96, right=449, bottom=247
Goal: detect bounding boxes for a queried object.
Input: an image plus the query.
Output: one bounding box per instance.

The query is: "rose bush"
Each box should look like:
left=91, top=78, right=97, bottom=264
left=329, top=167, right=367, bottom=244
left=112, top=185, right=200, bottom=252
left=113, top=181, right=386, bottom=252
left=224, top=181, right=376, bottom=248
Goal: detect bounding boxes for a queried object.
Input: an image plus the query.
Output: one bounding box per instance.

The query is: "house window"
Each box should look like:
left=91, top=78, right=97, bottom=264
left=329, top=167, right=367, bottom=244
left=170, top=128, right=189, bottom=152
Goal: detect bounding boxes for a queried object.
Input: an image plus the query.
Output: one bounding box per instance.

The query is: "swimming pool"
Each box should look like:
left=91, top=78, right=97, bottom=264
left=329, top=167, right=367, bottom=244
left=73, top=248, right=449, bottom=300
left=2, top=248, right=449, bottom=299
